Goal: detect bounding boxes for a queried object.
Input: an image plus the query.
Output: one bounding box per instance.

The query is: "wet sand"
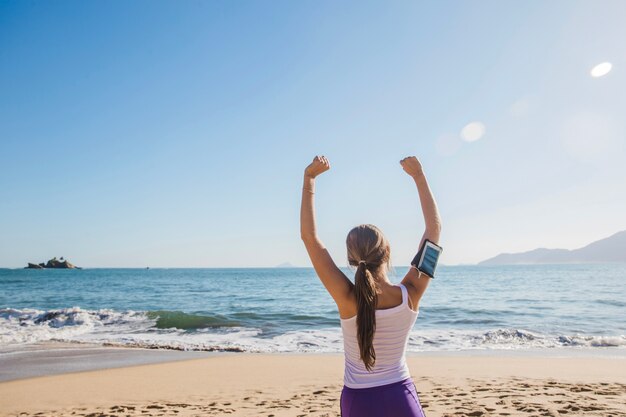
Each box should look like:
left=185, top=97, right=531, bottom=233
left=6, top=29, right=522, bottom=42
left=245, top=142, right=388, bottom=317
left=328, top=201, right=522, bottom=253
left=1, top=346, right=625, bottom=416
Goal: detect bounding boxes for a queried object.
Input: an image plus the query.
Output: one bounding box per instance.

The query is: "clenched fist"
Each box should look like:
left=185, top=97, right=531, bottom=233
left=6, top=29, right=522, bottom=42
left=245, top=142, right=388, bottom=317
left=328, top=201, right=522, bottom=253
left=400, top=156, right=424, bottom=178
left=305, top=155, right=330, bottom=178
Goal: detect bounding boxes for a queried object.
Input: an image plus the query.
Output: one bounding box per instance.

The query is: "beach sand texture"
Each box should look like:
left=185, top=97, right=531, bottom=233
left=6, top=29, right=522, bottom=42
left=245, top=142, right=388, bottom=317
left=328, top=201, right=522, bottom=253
left=1, top=353, right=626, bottom=417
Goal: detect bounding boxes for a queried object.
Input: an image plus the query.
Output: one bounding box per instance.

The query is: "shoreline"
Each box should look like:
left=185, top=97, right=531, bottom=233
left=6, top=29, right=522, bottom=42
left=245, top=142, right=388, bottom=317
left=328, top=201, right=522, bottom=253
left=0, top=341, right=228, bottom=383
left=1, top=350, right=625, bottom=417
left=2, top=340, right=626, bottom=383
left=2, top=340, right=626, bottom=416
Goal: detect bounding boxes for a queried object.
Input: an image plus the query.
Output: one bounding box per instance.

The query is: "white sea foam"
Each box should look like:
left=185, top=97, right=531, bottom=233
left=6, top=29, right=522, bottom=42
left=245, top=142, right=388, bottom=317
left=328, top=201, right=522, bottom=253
left=0, top=306, right=152, bottom=346
left=1, top=307, right=625, bottom=353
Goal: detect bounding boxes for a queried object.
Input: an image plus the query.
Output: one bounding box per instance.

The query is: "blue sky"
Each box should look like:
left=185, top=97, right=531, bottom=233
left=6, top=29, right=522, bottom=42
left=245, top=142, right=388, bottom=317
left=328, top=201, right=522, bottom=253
left=1, top=1, right=625, bottom=268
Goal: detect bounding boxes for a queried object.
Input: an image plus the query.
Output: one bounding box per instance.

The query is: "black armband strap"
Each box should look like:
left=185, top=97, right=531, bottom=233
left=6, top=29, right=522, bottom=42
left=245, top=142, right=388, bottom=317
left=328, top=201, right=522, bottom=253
left=410, top=239, right=443, bottom=278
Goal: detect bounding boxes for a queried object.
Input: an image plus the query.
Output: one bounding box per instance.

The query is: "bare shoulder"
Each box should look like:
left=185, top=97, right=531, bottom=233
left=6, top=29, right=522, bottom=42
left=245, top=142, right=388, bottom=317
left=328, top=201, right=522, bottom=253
left=400, top=267, right=430, bottom=312
left=401, top=281, right=418, bottom=312
left=336, top=286, right=357, bottom=319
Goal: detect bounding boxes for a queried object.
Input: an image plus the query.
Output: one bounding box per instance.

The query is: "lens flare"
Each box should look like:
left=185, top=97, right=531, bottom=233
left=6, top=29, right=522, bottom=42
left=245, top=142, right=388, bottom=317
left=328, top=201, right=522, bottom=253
left=590, top=62, right=612, bottom=78
left=460, top=122, right=486, bottom=142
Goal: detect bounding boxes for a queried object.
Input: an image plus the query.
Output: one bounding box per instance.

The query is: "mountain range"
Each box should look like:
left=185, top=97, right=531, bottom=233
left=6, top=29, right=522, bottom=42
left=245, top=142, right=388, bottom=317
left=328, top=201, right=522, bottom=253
left=479, top=230, right=626, bottom=265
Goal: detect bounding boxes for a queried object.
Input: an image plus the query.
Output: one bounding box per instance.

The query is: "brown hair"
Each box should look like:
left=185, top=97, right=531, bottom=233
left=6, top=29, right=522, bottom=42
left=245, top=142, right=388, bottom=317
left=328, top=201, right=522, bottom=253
left=346, top=224, right=392, bottom=371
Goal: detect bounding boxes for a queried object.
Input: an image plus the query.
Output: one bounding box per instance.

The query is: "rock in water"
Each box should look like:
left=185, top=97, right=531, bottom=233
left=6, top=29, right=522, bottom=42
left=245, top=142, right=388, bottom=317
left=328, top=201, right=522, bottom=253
left=25, top=257, right=81, bottom=269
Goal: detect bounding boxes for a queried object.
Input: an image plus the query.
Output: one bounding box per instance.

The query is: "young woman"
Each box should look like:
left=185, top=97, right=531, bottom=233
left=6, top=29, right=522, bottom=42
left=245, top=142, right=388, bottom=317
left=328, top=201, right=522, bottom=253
left=300, top=155, right=441, bottom=417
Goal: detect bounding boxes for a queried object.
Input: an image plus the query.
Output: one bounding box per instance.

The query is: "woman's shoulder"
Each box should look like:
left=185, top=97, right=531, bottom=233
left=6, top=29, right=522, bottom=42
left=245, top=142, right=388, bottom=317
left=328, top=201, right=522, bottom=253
left=397, top=282, right=419, bottom=313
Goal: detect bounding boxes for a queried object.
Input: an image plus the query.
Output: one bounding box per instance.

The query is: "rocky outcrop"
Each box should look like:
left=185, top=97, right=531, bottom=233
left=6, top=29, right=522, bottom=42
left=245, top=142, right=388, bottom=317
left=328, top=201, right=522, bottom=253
left=25, top=257, right=81, bottom=269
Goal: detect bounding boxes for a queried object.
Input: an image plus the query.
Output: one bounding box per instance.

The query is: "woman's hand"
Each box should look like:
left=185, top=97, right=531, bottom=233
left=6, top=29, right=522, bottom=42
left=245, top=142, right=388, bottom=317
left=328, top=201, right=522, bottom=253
left=304, top=155, right=330, bottom=178
left=400, top=156, right=424, bottom=178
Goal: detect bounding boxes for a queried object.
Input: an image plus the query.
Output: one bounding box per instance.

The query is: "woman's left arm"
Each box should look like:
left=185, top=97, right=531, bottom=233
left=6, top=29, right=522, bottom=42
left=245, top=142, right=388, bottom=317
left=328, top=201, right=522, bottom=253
left=300, top=156, right=353, bottom=306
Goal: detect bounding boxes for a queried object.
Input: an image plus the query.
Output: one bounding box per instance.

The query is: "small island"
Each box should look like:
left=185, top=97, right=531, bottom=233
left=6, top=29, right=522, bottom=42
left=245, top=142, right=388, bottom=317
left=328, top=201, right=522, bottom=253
left=25, top=257, right=82, bottom=269
left=275, top=262, right=295, bottom=268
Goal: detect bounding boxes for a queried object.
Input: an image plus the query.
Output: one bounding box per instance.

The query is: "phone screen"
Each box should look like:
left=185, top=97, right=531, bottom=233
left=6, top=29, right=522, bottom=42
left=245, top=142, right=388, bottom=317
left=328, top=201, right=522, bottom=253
left=417, top=240, right=442, bottom=278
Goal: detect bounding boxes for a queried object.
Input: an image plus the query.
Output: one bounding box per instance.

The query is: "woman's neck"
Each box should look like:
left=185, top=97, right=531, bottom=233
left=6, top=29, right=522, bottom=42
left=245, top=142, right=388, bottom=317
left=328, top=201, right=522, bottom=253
left=371, top=271, right=392, bottom=287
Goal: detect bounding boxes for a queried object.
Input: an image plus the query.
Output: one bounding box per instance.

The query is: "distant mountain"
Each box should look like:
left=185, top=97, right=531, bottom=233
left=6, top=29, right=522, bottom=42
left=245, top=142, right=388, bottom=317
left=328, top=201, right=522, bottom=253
left=479, top=231, right=626, bottom=265
left=275, top=262, right=295, bottom=268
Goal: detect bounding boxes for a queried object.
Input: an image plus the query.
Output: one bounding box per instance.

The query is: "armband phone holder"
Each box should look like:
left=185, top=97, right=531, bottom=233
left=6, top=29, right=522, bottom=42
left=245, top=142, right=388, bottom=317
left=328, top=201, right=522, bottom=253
left=411, top=239, right=442, bottom=278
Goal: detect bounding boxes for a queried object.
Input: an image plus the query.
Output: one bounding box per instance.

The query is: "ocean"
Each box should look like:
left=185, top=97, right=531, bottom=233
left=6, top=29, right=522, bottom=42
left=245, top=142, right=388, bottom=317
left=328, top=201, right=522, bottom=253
left=1, top=264, right=625, bottom=353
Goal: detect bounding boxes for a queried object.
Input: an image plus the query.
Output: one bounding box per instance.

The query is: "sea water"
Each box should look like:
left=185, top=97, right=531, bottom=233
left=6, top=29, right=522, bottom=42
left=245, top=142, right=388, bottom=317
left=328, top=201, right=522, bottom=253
left=1, top=264, right=625, bottom=353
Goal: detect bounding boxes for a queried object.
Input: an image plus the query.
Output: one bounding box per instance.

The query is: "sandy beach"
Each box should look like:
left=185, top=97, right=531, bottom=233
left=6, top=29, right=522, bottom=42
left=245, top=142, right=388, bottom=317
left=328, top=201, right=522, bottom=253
left=1, top=346, right=626, bottom=417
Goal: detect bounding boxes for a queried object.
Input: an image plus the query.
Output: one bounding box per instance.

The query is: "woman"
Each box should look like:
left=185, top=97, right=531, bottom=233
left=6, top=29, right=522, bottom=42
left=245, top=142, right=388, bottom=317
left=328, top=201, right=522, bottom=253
left=300, top=155, right=441, bottom=417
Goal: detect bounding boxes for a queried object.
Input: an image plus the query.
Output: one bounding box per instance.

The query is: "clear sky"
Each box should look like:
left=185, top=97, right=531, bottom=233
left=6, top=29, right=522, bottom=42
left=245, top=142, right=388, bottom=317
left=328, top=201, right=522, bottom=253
left=1, top=1, right=625, bottom=268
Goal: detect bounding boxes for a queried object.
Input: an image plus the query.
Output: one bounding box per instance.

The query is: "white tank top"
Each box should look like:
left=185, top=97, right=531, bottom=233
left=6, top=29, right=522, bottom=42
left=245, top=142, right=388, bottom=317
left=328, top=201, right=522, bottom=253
left=340, top=283, right=419, bottom=389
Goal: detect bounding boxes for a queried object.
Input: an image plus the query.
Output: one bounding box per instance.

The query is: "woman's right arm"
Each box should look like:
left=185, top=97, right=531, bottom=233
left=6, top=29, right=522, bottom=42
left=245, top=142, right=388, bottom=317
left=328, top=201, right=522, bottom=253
left=413, top=170, right=442, bottom=246
left=399, top=156, right=442, bottom=310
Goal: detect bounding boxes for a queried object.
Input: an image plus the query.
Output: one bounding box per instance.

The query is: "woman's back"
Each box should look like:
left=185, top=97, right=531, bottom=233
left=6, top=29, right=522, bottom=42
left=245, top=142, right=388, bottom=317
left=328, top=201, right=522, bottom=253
left=340, top=283, right=419, bottom=389
left=300, top=154, right=439, bottom=416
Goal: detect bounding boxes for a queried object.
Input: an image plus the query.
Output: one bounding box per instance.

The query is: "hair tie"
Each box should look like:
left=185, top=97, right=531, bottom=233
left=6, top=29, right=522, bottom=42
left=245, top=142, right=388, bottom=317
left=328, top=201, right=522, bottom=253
left=358, top=260, right=367, bottom=266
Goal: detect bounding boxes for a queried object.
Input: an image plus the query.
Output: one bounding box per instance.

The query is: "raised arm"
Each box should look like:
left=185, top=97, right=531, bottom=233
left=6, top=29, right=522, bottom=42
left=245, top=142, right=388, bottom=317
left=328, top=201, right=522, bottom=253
left=299, top=156, right=325, bottom=241
left=399, top=156, right=442, bottom=310
left=300, top=156, right=353, bottom=310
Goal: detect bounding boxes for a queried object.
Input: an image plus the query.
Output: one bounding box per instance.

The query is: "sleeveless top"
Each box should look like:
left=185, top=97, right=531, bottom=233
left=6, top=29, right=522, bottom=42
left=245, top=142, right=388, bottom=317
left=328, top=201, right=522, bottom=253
left=340, top=283, right=419, bottom=389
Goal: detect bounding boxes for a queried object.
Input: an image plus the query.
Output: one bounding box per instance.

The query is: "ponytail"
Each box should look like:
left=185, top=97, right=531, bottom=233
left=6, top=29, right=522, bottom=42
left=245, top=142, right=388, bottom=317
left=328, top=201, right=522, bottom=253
left=354, top=262, right=378, bottom=371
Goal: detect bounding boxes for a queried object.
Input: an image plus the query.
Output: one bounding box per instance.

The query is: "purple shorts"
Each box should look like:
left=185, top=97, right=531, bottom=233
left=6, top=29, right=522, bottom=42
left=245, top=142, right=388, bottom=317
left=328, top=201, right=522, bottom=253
left=340, top=377, right=426, bottom=417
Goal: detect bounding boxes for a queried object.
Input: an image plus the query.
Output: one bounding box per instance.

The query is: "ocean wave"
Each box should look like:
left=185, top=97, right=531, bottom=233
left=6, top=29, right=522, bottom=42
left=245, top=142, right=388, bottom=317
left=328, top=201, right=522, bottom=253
left=1, top=307, right=625, bottom=353
left=146, top=310, right=241, bottom=329
left=557, top=334, right=626, bottom=347
left=424, top=306, right=545, bottom=319
left=594, top=299, right=626, bottom=307
left=0, top=306, right=152, bottom=346
left=230, top=311, right=338, bottom=327
left=407, top=329, right=626, bottom=350
left=430, top=318, right=503, bottom=326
